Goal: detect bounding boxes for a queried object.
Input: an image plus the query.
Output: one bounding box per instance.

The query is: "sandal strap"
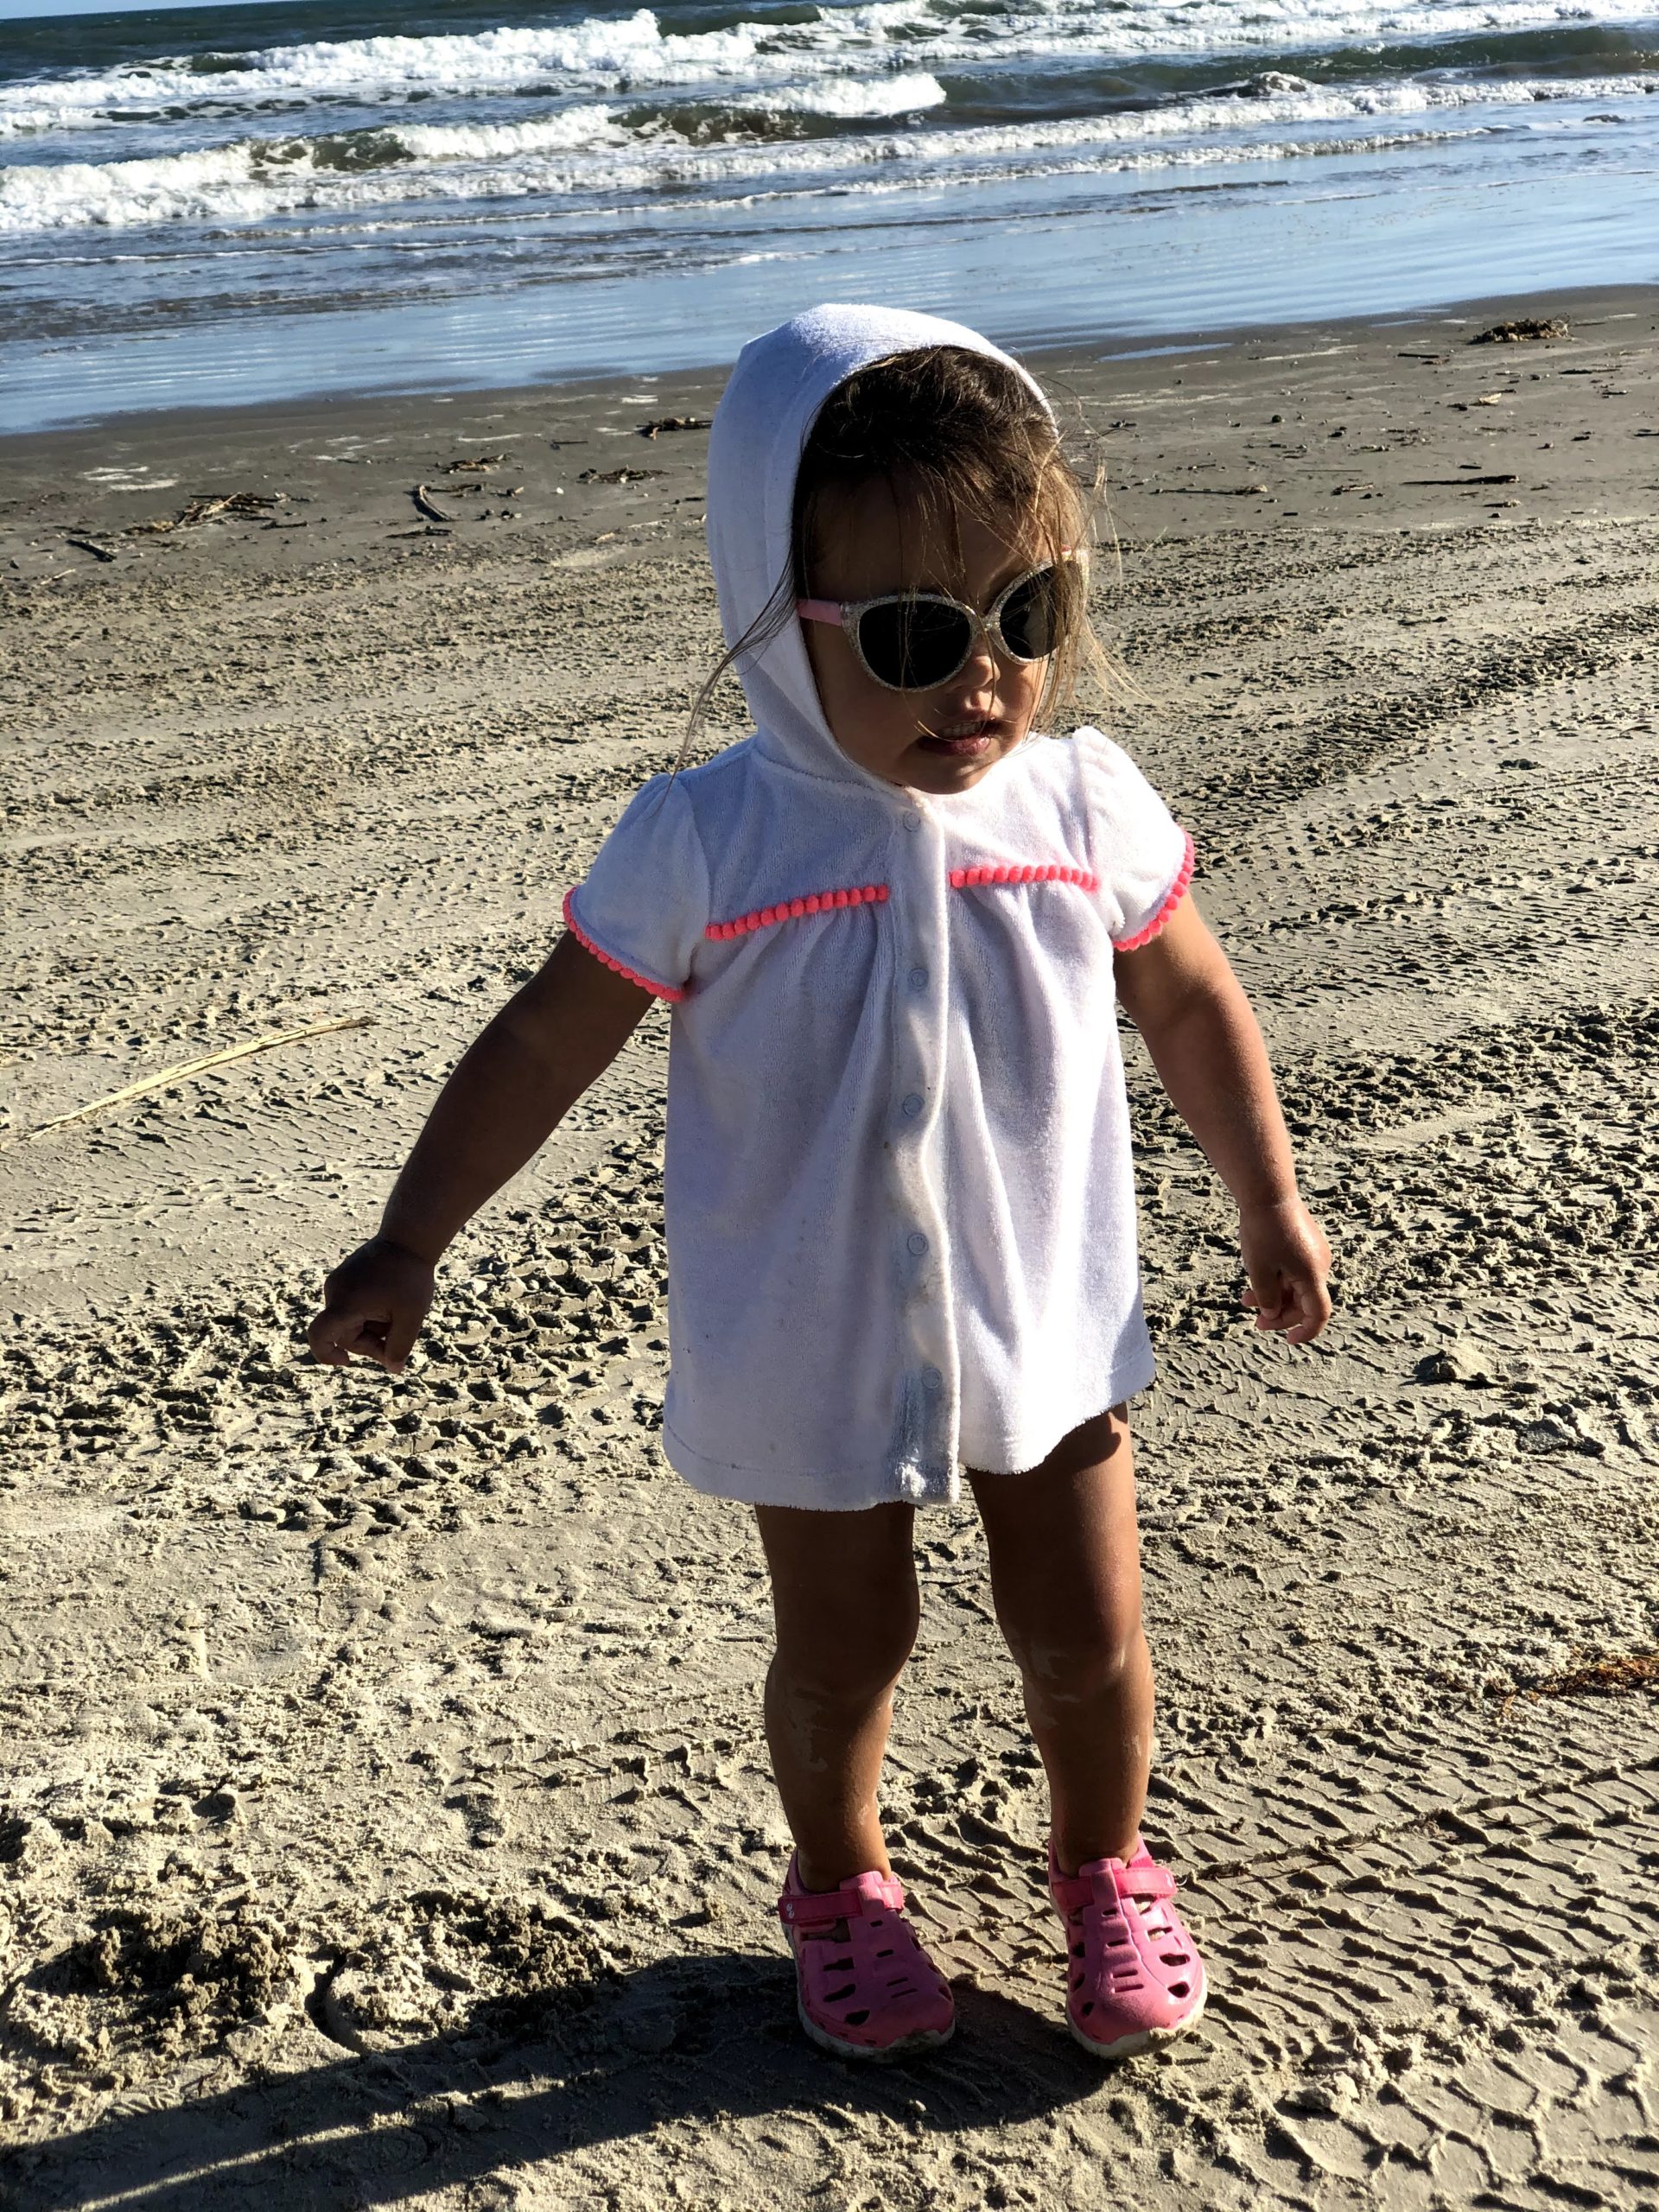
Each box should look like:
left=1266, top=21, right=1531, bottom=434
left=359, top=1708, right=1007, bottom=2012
left=1051, top=1853, right=1175, bottom=1916
left=1110, top=1863, right=1176, bottom=1903
left=778, top=1865, right=905, bottom=1930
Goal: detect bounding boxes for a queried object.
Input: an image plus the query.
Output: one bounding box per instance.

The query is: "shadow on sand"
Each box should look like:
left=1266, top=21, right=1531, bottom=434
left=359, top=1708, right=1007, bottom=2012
left=10, top=1948, right=1124, bottom=2210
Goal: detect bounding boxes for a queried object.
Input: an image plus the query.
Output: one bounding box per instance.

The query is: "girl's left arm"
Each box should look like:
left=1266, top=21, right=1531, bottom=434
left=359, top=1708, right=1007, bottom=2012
left=1114, top=894, right=1332, bottom=1346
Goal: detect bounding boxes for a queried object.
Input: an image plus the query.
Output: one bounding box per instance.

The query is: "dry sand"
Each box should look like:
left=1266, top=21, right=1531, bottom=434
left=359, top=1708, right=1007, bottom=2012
left=2, top=284, right=1657, bottom=2211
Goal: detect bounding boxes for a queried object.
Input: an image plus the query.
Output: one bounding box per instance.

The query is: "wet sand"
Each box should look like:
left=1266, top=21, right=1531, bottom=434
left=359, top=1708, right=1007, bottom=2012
left=3, top=283, right=1657, bottom=2209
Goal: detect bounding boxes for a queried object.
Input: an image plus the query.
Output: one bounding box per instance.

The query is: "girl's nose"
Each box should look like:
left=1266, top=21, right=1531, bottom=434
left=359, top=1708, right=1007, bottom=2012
left=964, top=620, right=1001, bottom=683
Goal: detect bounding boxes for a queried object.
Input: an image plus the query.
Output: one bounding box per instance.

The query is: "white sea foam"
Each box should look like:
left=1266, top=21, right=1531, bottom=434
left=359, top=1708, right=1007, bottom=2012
left=3, top=69, right=1649, bottom=234
left=385, top=106, right=633, bottom=163
left=0, top=82, right=945, bottom=231
left=0, top=106, right=620, bottom=231
left=741, top=73, right=948, bottom=117
left=4, top=0, right=1659, bottom=138
left=0, top=7, right=932, bottom=130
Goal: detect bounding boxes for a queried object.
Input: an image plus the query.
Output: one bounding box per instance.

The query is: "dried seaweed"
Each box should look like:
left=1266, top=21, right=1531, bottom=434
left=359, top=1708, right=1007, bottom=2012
left=1470, top=318, right=1569, bottom=345
left=1529, top=1650, right=1659, bottom=1700
left=127, top=493, right=280, bottom=537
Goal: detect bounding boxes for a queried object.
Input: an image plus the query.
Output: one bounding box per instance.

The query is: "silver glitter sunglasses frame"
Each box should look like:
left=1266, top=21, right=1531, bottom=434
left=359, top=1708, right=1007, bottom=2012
left=796, top=551, right=1084, bottom=694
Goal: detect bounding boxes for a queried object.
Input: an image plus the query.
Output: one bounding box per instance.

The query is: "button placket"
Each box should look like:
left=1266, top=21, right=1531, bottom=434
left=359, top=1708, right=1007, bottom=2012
left=883, top=799, right=959, bottom=1500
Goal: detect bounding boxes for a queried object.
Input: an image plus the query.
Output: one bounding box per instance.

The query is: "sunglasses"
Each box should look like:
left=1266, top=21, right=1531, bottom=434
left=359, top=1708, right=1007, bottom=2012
left=797, top=554, right=1083, bottom=694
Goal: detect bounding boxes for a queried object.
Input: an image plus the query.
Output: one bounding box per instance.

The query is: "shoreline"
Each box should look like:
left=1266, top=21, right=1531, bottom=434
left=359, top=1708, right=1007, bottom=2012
left=3, top=275, right=1656, bottom=453
left=4, top=283, right=1657, bottom=597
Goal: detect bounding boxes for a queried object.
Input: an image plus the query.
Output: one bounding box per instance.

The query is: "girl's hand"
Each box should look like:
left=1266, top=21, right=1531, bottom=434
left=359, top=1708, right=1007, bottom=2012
left=308, top=1236, right=435, bottom=1374
left=1239, top=1197, right=1332, bottom=1346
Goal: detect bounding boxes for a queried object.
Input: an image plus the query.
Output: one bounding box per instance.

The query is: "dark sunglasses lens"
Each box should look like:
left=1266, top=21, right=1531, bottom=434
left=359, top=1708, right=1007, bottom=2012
left=997, top=565, right=1065, bottom=661
left=857, top=597, right=973, bottom=690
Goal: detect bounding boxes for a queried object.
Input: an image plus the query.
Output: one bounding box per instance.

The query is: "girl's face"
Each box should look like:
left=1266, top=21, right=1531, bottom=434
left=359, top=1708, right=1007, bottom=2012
left=800, top=475, right=1052, bottom=797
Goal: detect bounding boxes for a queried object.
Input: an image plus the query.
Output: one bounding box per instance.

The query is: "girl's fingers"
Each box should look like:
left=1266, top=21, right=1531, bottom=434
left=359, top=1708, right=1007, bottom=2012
left=1243, top=1269, right=1331, bottom=1340
left=381, top=1306, right=425, bottom=1374
left=308, top=1310, right=359, bottom=1364
left=1282, top=1274, right=1333, bottom=1344
left=309, top=1305, right=391, bottom=1367
left=1240, top=1205, right=1333, bottom=1343
left=308, top=1244, right=434, bottom=1371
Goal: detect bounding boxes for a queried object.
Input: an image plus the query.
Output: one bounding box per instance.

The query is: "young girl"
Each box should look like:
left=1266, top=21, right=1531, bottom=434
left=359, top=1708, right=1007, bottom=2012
left=309, top=304, right=1332, bottom=2064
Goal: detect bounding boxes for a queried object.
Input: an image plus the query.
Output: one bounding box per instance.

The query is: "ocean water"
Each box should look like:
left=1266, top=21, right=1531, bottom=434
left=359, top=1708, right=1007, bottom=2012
left=2, top=0, right=1656, bottom=427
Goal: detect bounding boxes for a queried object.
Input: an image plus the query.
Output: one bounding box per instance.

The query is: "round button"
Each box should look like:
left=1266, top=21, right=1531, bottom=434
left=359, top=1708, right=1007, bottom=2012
left=908, top=966, right=928, bottom=990
left=921, top=1365, right=943, bottom=1392
left=902, top=811, right=922, bottom=832
left=906, top=1231, right=929, bottom=1257
left=901, top=1093, right=924, bottom=1118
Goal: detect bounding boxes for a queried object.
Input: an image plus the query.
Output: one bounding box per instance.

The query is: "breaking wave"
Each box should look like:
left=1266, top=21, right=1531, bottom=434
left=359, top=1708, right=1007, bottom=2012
left=3, top=0, right=1658, bottom=139
left=3, top=68, right=1651, bottom=234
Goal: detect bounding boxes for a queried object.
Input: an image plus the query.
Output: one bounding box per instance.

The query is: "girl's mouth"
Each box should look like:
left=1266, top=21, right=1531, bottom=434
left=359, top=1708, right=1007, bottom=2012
left=917, top=718, right=999, bottom=757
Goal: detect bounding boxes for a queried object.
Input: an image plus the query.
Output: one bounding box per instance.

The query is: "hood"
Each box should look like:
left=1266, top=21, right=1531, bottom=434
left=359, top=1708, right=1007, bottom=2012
left=705, top=302, right=1051, bottom=793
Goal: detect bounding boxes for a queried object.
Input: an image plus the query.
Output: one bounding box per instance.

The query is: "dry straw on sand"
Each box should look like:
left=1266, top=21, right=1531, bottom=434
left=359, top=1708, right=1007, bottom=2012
left=13, top=1016, right=374, bottom=1144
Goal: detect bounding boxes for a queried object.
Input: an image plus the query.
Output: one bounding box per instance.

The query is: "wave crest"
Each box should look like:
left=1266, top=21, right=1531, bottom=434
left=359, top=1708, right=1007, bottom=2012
left=3, top=69, right=1651, bottom=234
left=4, top=0, right=1659, bottom=139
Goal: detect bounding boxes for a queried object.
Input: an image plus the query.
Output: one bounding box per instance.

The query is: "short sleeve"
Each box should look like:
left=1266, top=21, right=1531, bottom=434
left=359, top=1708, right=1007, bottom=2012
left=563, top=774, right=709, bottom=1002
left=1073, top=726, right=1195, bottom=950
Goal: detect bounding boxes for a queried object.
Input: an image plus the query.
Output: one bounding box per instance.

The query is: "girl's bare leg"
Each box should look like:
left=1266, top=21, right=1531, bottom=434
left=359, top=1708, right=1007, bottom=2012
left=753, top=1500, right=918, bottom=1891
left=967, top=1407, right=1153, bottom=1874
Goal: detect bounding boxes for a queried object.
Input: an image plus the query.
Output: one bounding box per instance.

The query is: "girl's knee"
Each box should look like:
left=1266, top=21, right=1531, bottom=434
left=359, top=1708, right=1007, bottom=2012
left=1003, top=1611, right=1147, bottom=1702
left=758, top=1503, right=918, bottom=1691
left=772, top=1580, right=919, bottom=1709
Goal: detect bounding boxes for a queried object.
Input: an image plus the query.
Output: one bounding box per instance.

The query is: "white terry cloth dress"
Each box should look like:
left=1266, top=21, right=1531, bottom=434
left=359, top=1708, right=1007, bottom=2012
left=563, top=303, right=1194, bottom=1510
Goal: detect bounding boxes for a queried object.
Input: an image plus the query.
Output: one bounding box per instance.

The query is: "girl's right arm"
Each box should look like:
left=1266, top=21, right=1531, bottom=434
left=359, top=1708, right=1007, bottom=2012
left=307, top=933, right=653, bottom=1373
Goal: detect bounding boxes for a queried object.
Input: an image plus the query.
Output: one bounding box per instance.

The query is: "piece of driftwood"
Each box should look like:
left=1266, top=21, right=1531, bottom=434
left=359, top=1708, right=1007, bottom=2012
left=1158, top=484, right=1268, bottom=496
left=577, top=467, right=665, bottom=486
left=67, top=537, right=118, bottom=562
left=412, top=485, right=454, bottom=522
left=638, top=416, right=709, bottom=439
left=14, top=1016, right=375, bottom=1143
left=442, top=454, right=505, bottom=471
left=1402, top=474, right=1519, bottom=486
left=192, top=493, right=277, bottom=520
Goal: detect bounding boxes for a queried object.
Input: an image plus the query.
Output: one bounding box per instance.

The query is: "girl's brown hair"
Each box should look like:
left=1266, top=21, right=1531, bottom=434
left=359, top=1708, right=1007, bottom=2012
left=683, top=345, right=1115, bottom=762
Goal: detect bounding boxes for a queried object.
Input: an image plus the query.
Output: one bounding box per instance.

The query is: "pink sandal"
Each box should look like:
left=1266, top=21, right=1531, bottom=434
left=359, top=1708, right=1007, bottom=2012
left=778, top=1856, right=956, bottom=2058
left=1049, top=1836, right=1207, bottom=2058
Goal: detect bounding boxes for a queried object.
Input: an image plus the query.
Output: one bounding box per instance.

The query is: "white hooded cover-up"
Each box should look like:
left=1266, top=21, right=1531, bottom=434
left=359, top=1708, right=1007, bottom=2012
left=563, top=305, right=1194, bottom=1510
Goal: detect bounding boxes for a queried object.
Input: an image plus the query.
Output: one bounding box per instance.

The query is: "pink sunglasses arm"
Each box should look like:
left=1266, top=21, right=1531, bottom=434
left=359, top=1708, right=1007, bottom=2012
left=796, top=598, right=842, bottom=625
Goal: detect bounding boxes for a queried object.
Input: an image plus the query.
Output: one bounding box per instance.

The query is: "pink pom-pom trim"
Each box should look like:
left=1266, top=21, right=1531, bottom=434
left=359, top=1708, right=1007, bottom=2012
left=948, top=861, right=1100, bottom=893
left=706, top=882, right=889, bottom=940
left=563, top=888, right=686, bottom=1001
left=1113, top=831, right=1196, bottom=951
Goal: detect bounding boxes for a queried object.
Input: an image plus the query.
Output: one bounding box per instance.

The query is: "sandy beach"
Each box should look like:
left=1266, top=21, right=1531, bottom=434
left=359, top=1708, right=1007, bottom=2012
left=2, top=283, right=1657, bottom=2210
